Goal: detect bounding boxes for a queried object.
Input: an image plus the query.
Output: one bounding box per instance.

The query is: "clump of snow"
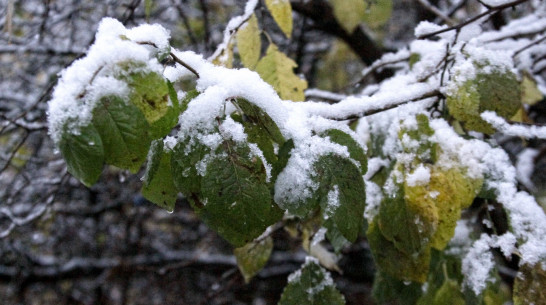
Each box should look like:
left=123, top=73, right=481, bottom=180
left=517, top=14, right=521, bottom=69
left=324, top=185, right=340, bottom=218
left=516, top=148, right=539, bottom=192
left=462, top=234, right=495, bottom=295
left=405, top=164, right=431, bottom=187
left=364, top=180, right=382, bottom=222
left=414, top=21, right=447, bottom=38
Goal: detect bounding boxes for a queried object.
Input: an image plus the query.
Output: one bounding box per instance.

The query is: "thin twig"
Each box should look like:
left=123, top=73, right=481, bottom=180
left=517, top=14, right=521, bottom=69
left=170, top=51, right=200, bottom=78
left=417, top=0, right=455, bottom=25
left=513, top=35, right=546, bottom=57
left=418, top=0, right=530, bottom=39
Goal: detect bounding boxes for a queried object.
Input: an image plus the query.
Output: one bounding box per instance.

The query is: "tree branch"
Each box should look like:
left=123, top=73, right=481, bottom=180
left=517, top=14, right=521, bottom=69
left=290, top=0, right=385, bottom=67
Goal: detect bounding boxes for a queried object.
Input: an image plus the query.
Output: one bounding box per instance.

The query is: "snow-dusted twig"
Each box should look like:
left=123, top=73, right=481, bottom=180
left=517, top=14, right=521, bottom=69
left=481, top=111, right=546, bottom=139
left=417, top=0, right=531, bottom=39
left=208, top=0, right=258, bottom=62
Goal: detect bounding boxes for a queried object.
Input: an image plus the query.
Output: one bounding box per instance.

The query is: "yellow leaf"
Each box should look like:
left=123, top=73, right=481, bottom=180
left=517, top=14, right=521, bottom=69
left=236, top=14, right=261, bottom=69
left=521, top=72, right=543, bottom=105
left=362, top=0, right=393, bottom=29
left=405, top=166, right=482, bottom=250
left=265, top=0, right=293, bottom=38
left=212, top=43, right=234, bottom=68
left=329, top=0, right=367, bottom=33
left=234, top=237, right=274, bottom=283
left=317, top=40, right=364, bottom=91
left=255, top=44, right=307, bottom=101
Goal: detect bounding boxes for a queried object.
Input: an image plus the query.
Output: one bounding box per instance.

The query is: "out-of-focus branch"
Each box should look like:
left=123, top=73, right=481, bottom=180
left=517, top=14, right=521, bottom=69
left=290, top=0, right=385, bottom=67
left=0, top=249, right=306, bottom=281
left=417, top=0, right=531, bottom=39
left=170, top=0, right=199, bottom=47
left=417, top=0, right=455, bottom=25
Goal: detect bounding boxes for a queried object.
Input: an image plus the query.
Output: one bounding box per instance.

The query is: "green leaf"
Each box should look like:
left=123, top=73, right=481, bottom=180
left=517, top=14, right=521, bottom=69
left=316, top=155, right=366, bottom=242
left=231, top=98, right=284, bottom=167
left=322, top=129, right=367, bottom=174
left=255, top=44, right=307, bottom=101
left=329, top=0, right=366, bottom=33
left=181, top=89, right=200, bottom=114
left=278, top=258, right=346, bottom=305
left=434, top=279, right=465, bottom=305
left=513, top=262, right=546, bottom=305
left=236, top=14, right=261, bottom=69
left=272, top=138, right=294, bottom=182
left=59, top=123, right=104, bottom=187
left=142, top=140, right=177, bottom=212
left=233, top=98, right=285, bottom=144
left=367, top=219, right=430, bottom=283
left=171, top=139, right=210, bottom=196
left=144, top=0, right=153, bottom=20
left=234, top=236, right=274, bottom=283
left=362, top=0, right=393, bottom=29
left=91, top=95, right=151, bottom=173
left=264, top=0, right=293, bottom=38
left=199, top=141, right=282, bottom=247
left=372, top=270, right=423, bottom=305
left=323, top=219, right=349, bottom=253
left=409, top=53, right=421, bottom=69
left=447, top=69, right=521, bottom=134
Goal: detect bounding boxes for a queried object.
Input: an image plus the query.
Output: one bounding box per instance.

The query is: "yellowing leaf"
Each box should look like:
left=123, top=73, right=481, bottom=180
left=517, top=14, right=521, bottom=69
left=236, top=14, right=261, bottom=69
left=405, top=166, right=482, bottom=250
left=234, top=237, right=274, bottom=283
left=329, top=0, right=367, bottom=33
left=362, top=0, right=393, bottom=29
left=265, top=0, right=293, bottom=38
left=379, top=175, right=438, bottom=256
left=521, top=72, right=543, bottom=105
left=447, top=69, right=521, bottom=134
left=513, top=263, right=546, bottom=305
left=255, top=44, right=307, bottom=101
left=317, top=40, right=364, bottom=92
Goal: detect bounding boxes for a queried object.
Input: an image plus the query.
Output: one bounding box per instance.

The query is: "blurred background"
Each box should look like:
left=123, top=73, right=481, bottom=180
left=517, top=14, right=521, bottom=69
left=0, top=0, right=544, bottom=304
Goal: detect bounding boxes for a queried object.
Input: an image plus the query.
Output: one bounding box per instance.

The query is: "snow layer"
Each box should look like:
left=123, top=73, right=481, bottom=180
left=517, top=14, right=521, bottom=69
left=48, top=18, right=169, bottom=143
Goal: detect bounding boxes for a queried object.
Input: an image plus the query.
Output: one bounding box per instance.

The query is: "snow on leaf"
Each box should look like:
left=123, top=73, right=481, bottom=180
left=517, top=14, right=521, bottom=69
left=279, top=257, right=345, bottom=305
left=446, top=64, right=521, bottom=134
left=255, top=44, right=307, bottom=101
left=142, top=140, right=177, bottom=212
